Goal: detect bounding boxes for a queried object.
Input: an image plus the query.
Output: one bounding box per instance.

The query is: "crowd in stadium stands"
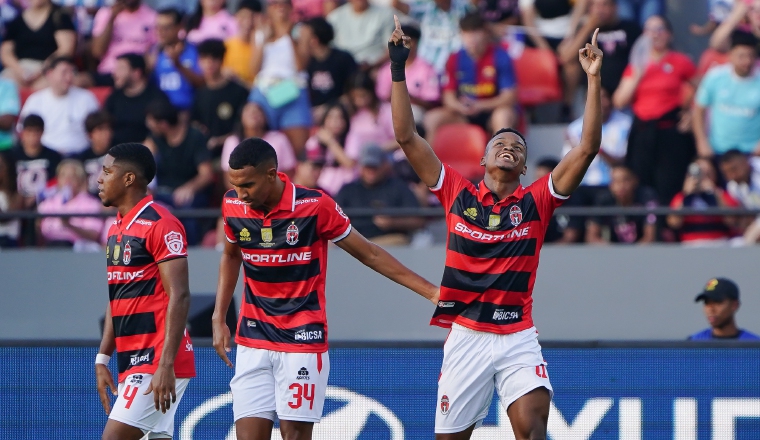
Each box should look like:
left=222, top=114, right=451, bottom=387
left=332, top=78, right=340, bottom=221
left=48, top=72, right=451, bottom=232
left=0, top=0, right=759, bottom=249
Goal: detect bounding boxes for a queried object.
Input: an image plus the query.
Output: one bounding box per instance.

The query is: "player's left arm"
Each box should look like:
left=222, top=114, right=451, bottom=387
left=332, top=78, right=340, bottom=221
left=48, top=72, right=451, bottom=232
left=336, top=229, right=439, bottom=304
left=551, top=28, right=603, bottom=197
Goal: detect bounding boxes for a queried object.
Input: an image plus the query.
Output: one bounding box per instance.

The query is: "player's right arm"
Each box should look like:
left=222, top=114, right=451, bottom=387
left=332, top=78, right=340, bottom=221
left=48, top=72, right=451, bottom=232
left=388, top=15, right=442, bottom=188
left=96, top=303, right=117, bottom=414
left=212, top=239, right=242, bottom=368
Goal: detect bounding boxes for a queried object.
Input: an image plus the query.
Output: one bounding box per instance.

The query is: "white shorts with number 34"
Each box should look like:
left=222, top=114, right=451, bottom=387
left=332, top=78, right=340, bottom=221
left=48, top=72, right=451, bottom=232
left=108, top=373, right=191, bottom=439
left=436, top=324, right=553, bottom=434
left=230, top=346, right=330, bottom=423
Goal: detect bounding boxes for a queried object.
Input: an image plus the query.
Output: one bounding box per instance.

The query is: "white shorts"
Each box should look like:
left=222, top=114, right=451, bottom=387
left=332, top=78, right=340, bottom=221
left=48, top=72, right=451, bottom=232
left=108, top=373, right=191, bottom=439
left=435, top=324, right=553, bottom=434
left=230, top=346, right=330, bottom=423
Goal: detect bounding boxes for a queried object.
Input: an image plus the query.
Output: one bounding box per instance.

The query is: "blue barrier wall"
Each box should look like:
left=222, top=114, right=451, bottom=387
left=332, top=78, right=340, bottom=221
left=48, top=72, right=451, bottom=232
left=1, top=346, right=759, bottom=439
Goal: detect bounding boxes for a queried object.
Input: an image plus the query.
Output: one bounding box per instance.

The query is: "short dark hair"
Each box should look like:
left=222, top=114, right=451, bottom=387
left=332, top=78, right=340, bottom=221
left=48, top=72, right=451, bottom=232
left=22, top=114, right=44, bottom=131
left=460, top=12, right=486, bottom=32
left=536, top=157, right=559, bottom=171
left=720, top=149, right=749, bottom=163
left=198, top=38, right=226, bottom=59
left=237, top=0, right=263, bottom=13
left=46, top=56, right=75, bottom=72
left=109, top=143, right=157, bottom=184
left=304, top=17, right=334, bottom=46
left=401, top=24, right=421, bottom=41
left=116, top=53, right=147, bottom=75
left=85, top=110, right=112, bottom=134
left=730, top=30, right=759, bottom=51
left=229, top=138, right=279, bottom=170
left=157, top=8, right=183, bottom=24
left=146, top=99, right=179, bottom=126
left=491, top=127, right=527, bottom=146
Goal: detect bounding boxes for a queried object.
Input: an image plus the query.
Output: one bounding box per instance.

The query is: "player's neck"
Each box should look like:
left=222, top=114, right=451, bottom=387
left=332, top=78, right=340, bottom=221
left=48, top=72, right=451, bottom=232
left=712, top=320, right=740, bottom=338
left=117, top=191, right=149, bottom=218
left=482, top=173, right=521, bottom=201
left=262, top=177, right=286, bottom=213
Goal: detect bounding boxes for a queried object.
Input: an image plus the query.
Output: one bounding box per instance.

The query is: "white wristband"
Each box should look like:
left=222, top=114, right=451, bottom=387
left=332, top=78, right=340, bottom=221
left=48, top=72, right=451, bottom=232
left=95, top=354, right=111, bottom=365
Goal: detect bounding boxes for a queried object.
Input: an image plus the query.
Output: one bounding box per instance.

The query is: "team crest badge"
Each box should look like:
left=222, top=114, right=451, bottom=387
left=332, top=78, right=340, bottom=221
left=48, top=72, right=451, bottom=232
left=239, top=228, right=251, bottom=242
left=440, top=395, right=450, bottom=415
left=123, top=241, right=132, bottom=265
left=487, top=214, right=501, bottom=231
left=112, top=244, right=121, bottom=265
left=509, top=205, right=523, bottom=227
left=164, top=231, right=184, bottom=255
left=286, top=222, right=299, bottom=246
left=260, top=228, right=275, bottom=247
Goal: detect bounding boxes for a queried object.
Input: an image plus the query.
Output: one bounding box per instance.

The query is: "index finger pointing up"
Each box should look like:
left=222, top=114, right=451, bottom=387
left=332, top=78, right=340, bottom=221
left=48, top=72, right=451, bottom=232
left=394, top=14, right=402, bottom=31
left=591, top=28, right=599, bottom=47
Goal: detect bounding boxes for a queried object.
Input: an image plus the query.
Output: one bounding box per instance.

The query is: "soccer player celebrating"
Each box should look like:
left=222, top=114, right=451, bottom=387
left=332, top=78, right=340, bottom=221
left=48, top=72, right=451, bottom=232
left=212, top=138, right=440, bottom=440
left=388, top=16, right=603, bottom=440
left=96, top=143, right=196, bottom=440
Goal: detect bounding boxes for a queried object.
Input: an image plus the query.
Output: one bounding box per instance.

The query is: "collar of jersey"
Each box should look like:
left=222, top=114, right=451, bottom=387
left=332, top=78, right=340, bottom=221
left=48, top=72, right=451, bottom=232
left=256, top=172, right=296, bottom=216
left=476, top=179, right=523, bottom=207
left=117, top=195, right=154, bottom=230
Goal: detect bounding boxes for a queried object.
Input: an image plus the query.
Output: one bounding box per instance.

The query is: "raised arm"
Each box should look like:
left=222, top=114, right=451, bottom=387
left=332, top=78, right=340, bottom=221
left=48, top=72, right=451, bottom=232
left=552, top=28, right=603, bottom=196
left=388, top=15, right=442, bottom=187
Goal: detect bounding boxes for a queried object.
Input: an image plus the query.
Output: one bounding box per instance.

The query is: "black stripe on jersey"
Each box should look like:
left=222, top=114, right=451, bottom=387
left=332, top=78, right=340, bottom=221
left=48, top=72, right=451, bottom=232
left=433, top=300, right=523, bottom=325
left=138, top=205, right=162, bottom=222
left=226, top=215, right=320, bottom=250
left=295, top=187, right=323, bottom=199
left=225, top=189, right=239, bottom=199
left=681, top=222, right=730, bottom=234
left=450, top=191, right=541, bottom=231
left=106, top=235, right=154, bottom=268
left=245, top=286, right=321, bottom=316
left=109, top=278, right=157, bottom=301
left=448, top=233, right=537, bottom=259
left=441, top=267, right=531, bottom=294
left=238, top=318, right=326, bottom=344
left=112, top=312, right=157, bottom=338
left=243, top=258, right=321, bottom=284
left=117, top=347, right=155, bottom=373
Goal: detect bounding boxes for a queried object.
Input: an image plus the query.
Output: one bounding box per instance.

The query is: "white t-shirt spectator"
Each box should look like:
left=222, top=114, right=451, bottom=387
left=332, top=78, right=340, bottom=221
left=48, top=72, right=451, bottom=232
left=19, top=87, right=100, bottom=156
left=518, top=0, right=573, bottom=39
left=403, top=0, right=471, bottom=72
left=327, top=4, right=395, bottom=65
left=562, top=109, right=632, bottom=186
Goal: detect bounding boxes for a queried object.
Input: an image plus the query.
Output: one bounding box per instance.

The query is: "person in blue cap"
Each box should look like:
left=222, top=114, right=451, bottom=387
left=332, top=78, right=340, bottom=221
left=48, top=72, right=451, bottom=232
left=689, top=278, right=760, bottom=340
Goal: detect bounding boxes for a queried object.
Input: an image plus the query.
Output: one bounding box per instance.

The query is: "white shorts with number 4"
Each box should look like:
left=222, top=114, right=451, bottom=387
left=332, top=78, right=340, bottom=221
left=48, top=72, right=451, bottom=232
left=436, top=324, right=553, bottom=434
left=108, top=373, right=191, bottom=439
left=231, top=345, right=330, bottom=423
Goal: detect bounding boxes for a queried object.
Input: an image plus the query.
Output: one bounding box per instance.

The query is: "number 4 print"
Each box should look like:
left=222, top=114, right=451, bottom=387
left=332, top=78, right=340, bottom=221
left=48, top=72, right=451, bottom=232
left=123, top=385, right=139, bottom=409
left=288, top=383, right=316, bottom=410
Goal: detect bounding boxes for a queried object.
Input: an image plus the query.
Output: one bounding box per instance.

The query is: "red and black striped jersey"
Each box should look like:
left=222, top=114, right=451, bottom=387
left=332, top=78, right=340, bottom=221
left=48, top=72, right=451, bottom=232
left=430, top=165, right=566, bottom=334
left=222, top=172, right=352, bottom=353
left=106, top=196, right=196, bottom=382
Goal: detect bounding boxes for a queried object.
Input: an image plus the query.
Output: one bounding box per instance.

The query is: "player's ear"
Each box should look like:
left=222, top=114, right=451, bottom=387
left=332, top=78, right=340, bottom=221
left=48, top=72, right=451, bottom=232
left=124, top=170, right=135, bottom=187
left=522, top=165, right=527, bottom=176
left=480, top=156, right=486, bottom=166
left=266, top=166, right=278, bottom=182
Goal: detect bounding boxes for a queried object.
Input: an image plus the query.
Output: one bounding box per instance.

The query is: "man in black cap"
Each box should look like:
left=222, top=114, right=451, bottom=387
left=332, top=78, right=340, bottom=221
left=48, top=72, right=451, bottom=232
left=689, top=278, right=760, bottom=340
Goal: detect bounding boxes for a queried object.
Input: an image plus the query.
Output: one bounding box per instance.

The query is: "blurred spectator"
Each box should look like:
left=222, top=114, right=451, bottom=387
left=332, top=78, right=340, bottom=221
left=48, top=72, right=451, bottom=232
left=18, top=57, right=100, bottom=156
left=54, top=0, right=114, bottom=42
left=335, top=144, right=424, bottom=246
left=145, top=99, right=214, bottom=245
left=391, top=0, right=472, bottom=74
left=301, top=17, right=357, bottom=117
left=719, top=150, right=760, bottom=244
left=614, top=16, right=697, bottom=205
left=476, top=0, right=519, bottom=29
left=149, top=8, right=204, bottom=112
left=563, top=86, right=631, bottom=206
left=221, top=102, right=297, bottom=177
left=75, top=110, right=112, bottom=196
left=710, top=0, right=760, bottom=51
left=689, top=277, right=760, bottom=340
left=0, top=152, right=21, bottom=248
left=192, top=38, right=248, bottom=154
left=376, top=24, right=439, bottom=130
left=37, top=159, right=104, bottom=250
left=222, top=0, right=261, bottom=87
left=248, top=0, right=312, bottom=158
left=293, top=0, right=335, bottom=20
left=694, top=31, right=760, bottom=158
left=90, top=0, right=156, bottom=87
left=561, top=0, right=641, bottom=96
left=426, top=13, right=516, bottom=144
left=10, top=115, right=62, bottom=208
left=0, top=77, right=21, bottom=152
left=0, top=0, right=76, bottom=90
left=534, top=157, right=581, bottom=243
left=305, top=102, right=355, bottom=195
left=292, top=145, right=325, bottom=189
left=185, top=0, right=238, bottom=45
left=691, top=0, right=735, bottom=36
left=326, top=0, right=394, bottom=70
left=345, top=72, right=396, bottom=159
left=586, top=165, right=658, bottom=244
left=615, top=0, right=664, bottom=26
left=667, top=159, right=741, bottom=245
left=105, top=53, right=171, bottom=146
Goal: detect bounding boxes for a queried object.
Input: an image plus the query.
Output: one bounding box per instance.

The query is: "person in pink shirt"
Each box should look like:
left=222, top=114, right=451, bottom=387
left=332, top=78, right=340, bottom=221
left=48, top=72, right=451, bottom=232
left=89, top=0, right=157, bottom=86
left=304, top=101, right=356, bottom=195
left=375, top=24, right=439, bottom=130
left=186, top=0, right=238, bottom=45
left=345, top=71, right=397, bottom=162
left=37, top=159, right=105, bottom=251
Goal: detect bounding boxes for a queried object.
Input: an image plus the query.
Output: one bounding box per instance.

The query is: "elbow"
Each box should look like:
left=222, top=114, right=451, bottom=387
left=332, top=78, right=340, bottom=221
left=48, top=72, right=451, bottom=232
left=395, top=133, right=415, bottom=146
